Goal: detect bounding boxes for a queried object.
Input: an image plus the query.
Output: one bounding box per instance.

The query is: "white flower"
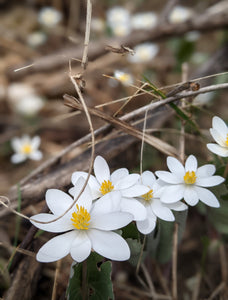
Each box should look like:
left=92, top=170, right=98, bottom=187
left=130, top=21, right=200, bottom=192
left=114, top=70, right=134, bottom=86
left=106, top=6, right=131, bottom=37
left=110, top=23, right=131, bottom=37
left=38, top=7, right=62, bottom=28
left=69, top=156, right=149, bottom=221
left=168, top=6, right=193, bottom=24
left=207, top=116, right=228, bottom=157
left=155, top=155, right=224, bottom=207
left=193, top=92, right=214, bottom=105
left=11, top=135, right=42, bottom=164
left=27, top=31, right=47, bottom=48
left=91, top=17, right=105, bottom=33
left=135, top=171, right=187, bottom=235
left=128, top=43, right=159, bottom=63
left=30, top=178, right=133, bottom=263
left=131, top=12, right=157, bottom=30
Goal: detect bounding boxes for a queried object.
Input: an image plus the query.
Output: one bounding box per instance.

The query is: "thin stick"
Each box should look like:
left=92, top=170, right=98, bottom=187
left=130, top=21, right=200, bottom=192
left=172, top=222, right=178, bottom=300
left=81, top=0, right=92, bottom=69
left=51, top=260, right=61, bottom=300
left=191, top=271, right=202, bottom=300
left=207, top=282, right=225, bottom=300
left=140, top=108, right=149, bottom=175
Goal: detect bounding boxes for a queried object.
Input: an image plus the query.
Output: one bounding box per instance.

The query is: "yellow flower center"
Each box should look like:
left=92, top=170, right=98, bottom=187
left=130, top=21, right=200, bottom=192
left=99, top=180, right=114, bottom=195
left=226, top=134, right=228, bottom=146
left=184, top=171, right=196, bottom=185
left=119, top=73, right=130, bottom=83
left=142, top=189, right=153, bottom=201
left=71, top=205, right=91, bottom=230
left=21, top=144, right=32, bottom=154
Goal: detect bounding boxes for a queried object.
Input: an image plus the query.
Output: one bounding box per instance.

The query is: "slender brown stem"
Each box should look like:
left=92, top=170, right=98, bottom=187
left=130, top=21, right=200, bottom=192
left=172, top=222, right=178, bottom=300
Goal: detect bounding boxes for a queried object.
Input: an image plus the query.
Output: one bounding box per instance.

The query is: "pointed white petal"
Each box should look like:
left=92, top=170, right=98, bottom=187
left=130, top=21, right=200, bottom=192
left=70, top=232, right=91, bottom=262
left=185, top=155, right=197, bottom=172
left=91, top=191, right=121, bottom=216
left=183, top=187, right=199, bottom=206
left=155, top=171, right=182, bottom=184
left=196, top=164, right=216, bottom=177
left=166, top=201, right=188, bottom=211
left=36, top=231, right=76, bottom=262
left=29, top=150, right=43, bottom=161
left=167, top=156, right=185, bottom=177
left=45, top=189, right=74, bottom=215
left=31, top=136, right=41, bottom=149
left=111, top=168, right=129, bottom=184
left=71, top=172, right=100, bottom=193
left=30, top=213, right=73, bottom=232
left=207, top=144, right=228, bottom=157
left=212, top=116, right=228, bottom=136
left=196, top=175, right=224, bottom=187
left=11, top=137, right=22, bottom=152
left=141, top=171, right=156, bottom=187
left=160, top=184, right=185, bottom=203
left=151, top=199, right=175, bottom=221
left=91, top=211, right=133, bottom=230
left=210, top=129, right=226, bottom=147
left=136, top=211, right=156, bottom=235
left=121, top=184, right=149, bottom=197
left=11, top=153, right=27, bottom=164
left=115, top=174, right=139, bottom=189
left=120, top=197, right=147, bottom=221
left=88, top=229, right=130, bottom=261
left=194, top=186, right=220, bottom=207
left=72, top=177, right=92, bottom=211
left=94, top=156, right=110, bottom=184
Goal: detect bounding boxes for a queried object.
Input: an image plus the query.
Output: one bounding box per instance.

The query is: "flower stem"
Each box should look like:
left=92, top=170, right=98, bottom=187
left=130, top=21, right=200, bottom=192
left=172, top=222, right=178, bottom=300
left=82, top=260, right=88, bottom=300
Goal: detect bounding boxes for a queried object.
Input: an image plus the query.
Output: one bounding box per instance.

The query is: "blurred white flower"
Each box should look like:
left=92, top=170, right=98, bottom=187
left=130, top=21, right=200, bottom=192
left=91, top=17, right=105, bottom=33
left=69, top=156, right=149, bottom=221
left=106, top=6, right=131, bottom=37
left=136, top=171, right=187, bottom=235
left=38, top=7, right=62, bottom=28
left=207, top=116, right=228, bottom=157
left=156, top=155, right=224, bottom=207
left=27, top=31, right=47, bottom=48
left=114, top=70, right=134, bottom=86
left=111, top=23, right=131, bottom=37
left=11, top=135, right=42, bottom=164
left=185, top=31, right=200, bottom=42
left=131, top=12, right=157, bottom=30
left=193, top=92, right=215, bottom=105
left=128, top=43, right=159, bottom=63
left=7, top=83, right=44, bottom=117
left=168, top=6, right=193, bottom=24
left=30, top=178, right=133, bottom=263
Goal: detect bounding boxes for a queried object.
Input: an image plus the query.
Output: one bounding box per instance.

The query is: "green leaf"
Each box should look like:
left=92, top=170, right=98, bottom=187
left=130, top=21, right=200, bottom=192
left=67, top=253, right=114, bottom=300
left=126, top=238, right=145, bottom=266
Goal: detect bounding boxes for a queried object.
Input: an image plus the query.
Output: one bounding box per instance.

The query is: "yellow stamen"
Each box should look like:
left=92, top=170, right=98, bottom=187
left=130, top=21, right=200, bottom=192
left=184, top=171, right=196, bottom=185
left=142, top=189, right=153, bottom=201
left=99, top=180, right=114, bottom=195
left=226, top=134, right=228, bottom=146
left=21, top=144, right=32, bottom=154
left=119, top=73, right=130, bottom=83
left=71, top=205, right=91, bottom=230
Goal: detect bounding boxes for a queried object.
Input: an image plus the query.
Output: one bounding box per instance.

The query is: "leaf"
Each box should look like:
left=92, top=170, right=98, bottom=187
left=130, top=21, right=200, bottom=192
left=208, top=199, right=228, bottom=234
left=126, top=238, right=145, bottom=266
left=67, top=253, right=114, bottom=300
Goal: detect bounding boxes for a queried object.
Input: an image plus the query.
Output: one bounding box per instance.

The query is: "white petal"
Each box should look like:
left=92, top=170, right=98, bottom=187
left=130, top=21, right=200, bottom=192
left=71, top=172, right=100, bottom=193
left=151, top=199, right=175, bottom=221
left=120, top=197, right=147, bottom=221
left=183, top=187, right=199, bottom=206
left=196, top=164, right=215, bottom=177
left=88, top=229, right=130, bottom=261
left=30, top=213, right=73, bottom=232
left=166, top=201, right=188, bottom=211
left=155, top=171, right=182, bottom=184
left=185, top=155, right=197, bottom=172
left=111, top=168, right=129, bottom=184
left=136, top=211, right=157, bottom=235
left=141, top=171, right=156, bottom=187
left=11, top=137, right=22, bottom=152
left=207, top=144, right=228, bottom=157
left=210, top=128, right=226, bottom=147
left=167, top=156, right=185, bottom=177
left=36, top=231, right=76, bottom=262
left=91, top=191, right=121, bottom=216
left=115, top=174, right=139, bottom=189
left=121, top=184, right=149, bottom=197
left=70, top=232, right=91, bottom=262
left=28, top=150, right=43, bottom=161
left=31, top=136, right=41, bottom=149
left=160, top=184, right=185, bottom=203
left=46, top=189, right=74, bottom=215
left=212, top=116, right=228, bottom=136
left=11, top=153, right=27, bottom=164
left=94, top=156, right=110, bottom=184
left=72, top=177, right=92, bottom=211
left=194, top=186, right=220, bottom=207
left=196, top=176, right=224, bottom=187
left=91, top=211, right=133, bottom=230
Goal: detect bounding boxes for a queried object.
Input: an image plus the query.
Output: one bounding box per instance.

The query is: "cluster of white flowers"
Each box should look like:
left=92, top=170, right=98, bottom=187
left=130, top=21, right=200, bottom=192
left=31, top=144, right=224, bottom=263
